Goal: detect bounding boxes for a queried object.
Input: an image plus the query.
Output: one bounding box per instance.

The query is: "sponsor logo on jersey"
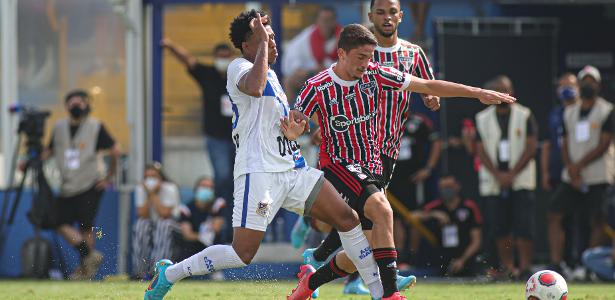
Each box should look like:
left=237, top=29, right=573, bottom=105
left=366, top=69, right=378, bottom=75
left=317, top=81, right=335, bottom=92
left=344, top=93, right=355, bottom=101
left=381, top=62, right=395, bottom=67
left=399, top=56, right=413, bottom=62
left=330, top=111, right=376, bottom=133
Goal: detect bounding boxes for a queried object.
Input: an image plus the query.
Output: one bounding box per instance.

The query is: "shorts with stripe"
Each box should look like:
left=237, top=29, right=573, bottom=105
left=380, top=154, right=397, bottom=189
left=232, top=167, right=324, bottom=232
left=321, top=163, right=382, bottom=230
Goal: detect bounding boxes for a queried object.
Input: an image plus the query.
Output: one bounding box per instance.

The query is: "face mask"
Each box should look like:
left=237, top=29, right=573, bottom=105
left=196, top=187, right=215, bottom=203
left=579, top=83, right=598, bottom=100
left=69, top=106, right=85, bottom=119
left=440, top=187, right=457, bottom=202
left=557, top=86, right=577, bottom=102
left=214, top=58, right=231, bottom=73
left=144, top=177, right=159, bottom=190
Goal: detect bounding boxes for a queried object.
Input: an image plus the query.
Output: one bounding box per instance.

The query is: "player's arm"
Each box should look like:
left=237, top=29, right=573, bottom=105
left=405, top=76, right=516, bottom=105
left=237, top=14, right=270, bottom=97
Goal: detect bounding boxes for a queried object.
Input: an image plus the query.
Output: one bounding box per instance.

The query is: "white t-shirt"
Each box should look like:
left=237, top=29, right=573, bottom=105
left=281, top=25, right=337, bottom=77
left=226, top=57, right=305, bottom=179
left=135, top=182, right=180, bottom=221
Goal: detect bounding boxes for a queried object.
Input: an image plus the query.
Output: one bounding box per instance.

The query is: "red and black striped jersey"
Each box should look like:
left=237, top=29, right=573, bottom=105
left=372, top=39, right=435, bottom=160
left=294, top=62, right=410, bottom=175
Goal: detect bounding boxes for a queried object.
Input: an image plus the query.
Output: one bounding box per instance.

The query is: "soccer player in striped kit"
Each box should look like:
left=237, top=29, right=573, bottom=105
left=288, top=24, right=514, bottom=300
left=298, top=0, right=440, bottom=296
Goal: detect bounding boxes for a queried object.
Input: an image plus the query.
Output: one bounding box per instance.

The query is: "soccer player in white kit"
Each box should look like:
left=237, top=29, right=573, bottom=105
left=144, top=10, right=383, bottom=300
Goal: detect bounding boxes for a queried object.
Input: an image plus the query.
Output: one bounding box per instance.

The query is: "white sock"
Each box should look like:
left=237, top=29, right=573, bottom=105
left=164, top=244, right=246, bottom=283
left=338, top=225, right=383, bottom=299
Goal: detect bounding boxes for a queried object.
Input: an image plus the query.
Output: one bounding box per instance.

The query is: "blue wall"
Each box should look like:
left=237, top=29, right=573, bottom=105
left=0, top=190, right=119, bottom=279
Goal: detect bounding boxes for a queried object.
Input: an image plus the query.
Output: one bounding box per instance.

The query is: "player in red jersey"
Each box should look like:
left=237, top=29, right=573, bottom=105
left=287, top=24, right=514, bottom=300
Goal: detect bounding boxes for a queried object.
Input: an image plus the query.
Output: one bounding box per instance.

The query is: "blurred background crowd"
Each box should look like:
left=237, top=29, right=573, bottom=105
left=0, top=0, right=614, bottom=284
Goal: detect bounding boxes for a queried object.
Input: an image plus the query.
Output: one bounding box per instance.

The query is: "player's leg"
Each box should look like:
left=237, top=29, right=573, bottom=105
left=363, top=191, right=400, bottom=298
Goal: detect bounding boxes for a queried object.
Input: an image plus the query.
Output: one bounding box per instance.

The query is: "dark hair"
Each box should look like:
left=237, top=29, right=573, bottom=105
left=213, top=43, right=232, bottom=54
left=229, top=9, right=270, bottom=53
left=338, top=24, right=378, bottom=53
left=370, top=0, right=400, bottom=9
left=318, top=6, right=337, bottom=17
left=145, top=161, right=169, bottom=182
left=64, top=89, right=90, bottom=104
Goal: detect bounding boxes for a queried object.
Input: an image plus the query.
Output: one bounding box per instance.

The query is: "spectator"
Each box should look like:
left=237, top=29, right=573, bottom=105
left=281, top=6, right=340, bottom=98
left=548, top=65, right=615, bottom=275
left=541, top=73, right=579, bottom=272
left=408, top=2, right=430, bottom=43
left=387, top=113, right=441, bottom=264
left=582, top=190, right=615, bottom=281
left=174, top=177, right=226, bottom=262
left=131, top=162, right=180, bottom=279
left=162, top=39, right=235, bottom=241
left=475, top=75, right=538, bottom=279
left=416, top=173, right=482, bottom=276
left=46, top=89, right=121, bottom=280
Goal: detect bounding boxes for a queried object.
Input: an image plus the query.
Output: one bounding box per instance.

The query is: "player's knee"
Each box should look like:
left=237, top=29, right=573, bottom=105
left=364, top=195, right=393, bottom=225
left=334, top=207, right=360, bottom=232
left=232, top=245, right=257, bottom=265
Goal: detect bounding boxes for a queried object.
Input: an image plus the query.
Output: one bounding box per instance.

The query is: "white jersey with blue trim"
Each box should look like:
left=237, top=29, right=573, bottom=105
left=226, top=57, right=305, bottom=180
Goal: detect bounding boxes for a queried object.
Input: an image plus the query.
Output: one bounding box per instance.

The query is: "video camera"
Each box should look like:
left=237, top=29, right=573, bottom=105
left=9, top=104, right=51, bottom=140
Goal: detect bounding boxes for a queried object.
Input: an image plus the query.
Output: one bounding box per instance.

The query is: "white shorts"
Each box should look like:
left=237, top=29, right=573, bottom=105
left=232, top=167, right=324, bottom=231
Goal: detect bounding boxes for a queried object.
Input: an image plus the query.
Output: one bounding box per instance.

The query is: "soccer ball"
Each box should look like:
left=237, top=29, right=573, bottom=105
left=525, top=270, right=568, bottom=300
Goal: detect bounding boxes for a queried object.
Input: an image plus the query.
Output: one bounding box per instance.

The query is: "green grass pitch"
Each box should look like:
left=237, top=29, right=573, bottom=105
left=1, top=280, right=614, bottom=299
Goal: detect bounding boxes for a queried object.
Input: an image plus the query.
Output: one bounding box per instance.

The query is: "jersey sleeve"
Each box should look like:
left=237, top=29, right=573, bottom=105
left=294, top=83, right=320, bottom=117
left=376, top=64, right=411, bottom=91
left=227, top=59, right=253, bottom=95
left=412, top=46, right=435, bottom=80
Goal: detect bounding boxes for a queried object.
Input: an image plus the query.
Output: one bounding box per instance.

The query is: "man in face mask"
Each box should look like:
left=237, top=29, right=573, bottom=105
left=46, top=89, right=121, bottom=280
left=548, top=65, right=615, bottom=275
left=162, top=39, right=236, bottom=243
left=415, top=173, right=482, bottom=277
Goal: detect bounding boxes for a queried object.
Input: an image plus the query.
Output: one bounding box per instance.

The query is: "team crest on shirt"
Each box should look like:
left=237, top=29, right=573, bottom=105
left=360, top=81, right=377, bottom=97
left=256, top=201, right=270, bottom=218
left=456, top=208, right=469, bottom=222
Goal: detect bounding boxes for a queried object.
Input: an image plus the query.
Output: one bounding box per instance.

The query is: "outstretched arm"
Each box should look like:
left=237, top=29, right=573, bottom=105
left=161, top=38, right=197, bottom=69
left=406, top=76, right=516, bottom=105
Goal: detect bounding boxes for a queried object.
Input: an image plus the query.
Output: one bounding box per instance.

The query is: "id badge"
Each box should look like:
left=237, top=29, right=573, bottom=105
left=220, top=94, right=233, bottom=117
left=575, top=120, right=590, bottom=142
left=498, top=140, right=510, bottom=163
left=64, top=148, right=80, bottom=170
left=442, top=225, right=459, bottom=248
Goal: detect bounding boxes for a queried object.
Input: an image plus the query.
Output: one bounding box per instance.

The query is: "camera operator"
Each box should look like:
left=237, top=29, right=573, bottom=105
left=43, top=89, right=121, bottom=280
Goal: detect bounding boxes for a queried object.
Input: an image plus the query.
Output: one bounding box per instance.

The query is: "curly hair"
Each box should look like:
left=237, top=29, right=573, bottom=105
left=229, top=9, right=270, bottom=53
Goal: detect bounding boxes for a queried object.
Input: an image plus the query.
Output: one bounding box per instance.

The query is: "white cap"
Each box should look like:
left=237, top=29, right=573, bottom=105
left=577, top=65, right=601, bottom=83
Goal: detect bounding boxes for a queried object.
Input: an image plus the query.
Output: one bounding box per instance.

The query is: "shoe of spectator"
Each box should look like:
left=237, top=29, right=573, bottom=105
left=291, top=217, right=310, bottom=249
left=69, top=264, right=86, bottom=280
left=83, top=250, right=103, bottom=280
left=343, top=276, right=370, bottom=295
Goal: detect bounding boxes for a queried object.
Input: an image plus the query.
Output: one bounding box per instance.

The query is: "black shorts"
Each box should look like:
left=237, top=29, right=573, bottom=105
left=322, top=163, right=382, bottom=230
left=550, top=182, right=608, bottom=223
left=484, top=190, right=535, bottom=239
left=58, top=184, right=104, bottom=230
left=380, top=154, right=396, bottom=188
